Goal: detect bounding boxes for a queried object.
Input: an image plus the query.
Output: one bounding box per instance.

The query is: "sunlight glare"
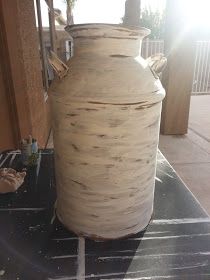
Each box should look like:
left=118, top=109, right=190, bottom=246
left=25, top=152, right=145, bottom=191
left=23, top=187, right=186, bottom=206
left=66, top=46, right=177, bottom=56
left=74, top=0, right=126, bottom=24
left=183, top=0, right=210, bottom=27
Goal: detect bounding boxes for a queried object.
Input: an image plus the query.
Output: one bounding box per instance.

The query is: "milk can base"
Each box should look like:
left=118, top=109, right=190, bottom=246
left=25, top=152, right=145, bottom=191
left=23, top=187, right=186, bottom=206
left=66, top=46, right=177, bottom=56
left=56, top=211, right=153, bottom=241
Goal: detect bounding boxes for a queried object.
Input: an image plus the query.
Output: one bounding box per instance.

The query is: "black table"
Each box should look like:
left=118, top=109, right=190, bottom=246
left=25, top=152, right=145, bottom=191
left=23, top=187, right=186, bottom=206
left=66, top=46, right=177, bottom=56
left=0, top=149, right=210, bottom=280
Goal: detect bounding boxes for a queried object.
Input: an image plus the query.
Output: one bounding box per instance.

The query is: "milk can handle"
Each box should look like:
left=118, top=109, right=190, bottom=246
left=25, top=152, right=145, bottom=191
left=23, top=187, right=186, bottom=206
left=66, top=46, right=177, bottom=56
left=146, top=53, right=167, bottom=78
left=48, top=51, right=69, bottom=79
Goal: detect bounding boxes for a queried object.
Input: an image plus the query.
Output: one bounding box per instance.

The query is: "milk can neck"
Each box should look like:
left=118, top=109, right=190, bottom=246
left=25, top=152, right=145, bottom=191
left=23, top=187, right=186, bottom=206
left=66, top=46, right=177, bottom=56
left=72, top=37, right=143, bottom=57
left=65, top=24, right=150, bottom=57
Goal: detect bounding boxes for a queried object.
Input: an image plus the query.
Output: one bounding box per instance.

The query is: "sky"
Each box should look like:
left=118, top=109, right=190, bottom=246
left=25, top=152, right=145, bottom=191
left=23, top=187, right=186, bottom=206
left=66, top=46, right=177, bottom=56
left=39, top=0, right=166, bottom=27
left=38, top=0, right=210, bottom=28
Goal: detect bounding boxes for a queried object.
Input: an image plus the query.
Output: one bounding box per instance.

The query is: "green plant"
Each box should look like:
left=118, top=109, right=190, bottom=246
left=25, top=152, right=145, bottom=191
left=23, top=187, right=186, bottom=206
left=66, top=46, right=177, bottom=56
left=28, top=153, right=39, bottom=166
left=140, top=7, right=165, bottom=39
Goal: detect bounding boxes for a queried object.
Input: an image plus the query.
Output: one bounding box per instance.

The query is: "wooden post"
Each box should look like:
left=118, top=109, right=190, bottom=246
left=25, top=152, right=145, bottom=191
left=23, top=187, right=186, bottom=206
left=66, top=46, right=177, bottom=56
left=161, top=0, right=196, bottom=135
left=46, top=0, right=57, bottom=53
left=0, top=0, right=30, bottom=147
left=0, top=0, right=51, bottom=149
left=123, top=0, right=141, bottom=26
left=36, top=0, right=49, bottom=90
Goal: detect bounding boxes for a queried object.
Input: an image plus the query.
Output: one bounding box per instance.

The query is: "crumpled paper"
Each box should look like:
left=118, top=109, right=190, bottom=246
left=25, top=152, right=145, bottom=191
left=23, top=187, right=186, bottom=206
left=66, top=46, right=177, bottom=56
left=0, top=168, right=26, bottom=193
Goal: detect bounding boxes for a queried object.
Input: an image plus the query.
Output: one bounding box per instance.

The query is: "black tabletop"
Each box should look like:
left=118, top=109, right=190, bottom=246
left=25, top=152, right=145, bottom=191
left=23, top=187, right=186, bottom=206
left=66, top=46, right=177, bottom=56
left=0, top=149, right=210, bottom=280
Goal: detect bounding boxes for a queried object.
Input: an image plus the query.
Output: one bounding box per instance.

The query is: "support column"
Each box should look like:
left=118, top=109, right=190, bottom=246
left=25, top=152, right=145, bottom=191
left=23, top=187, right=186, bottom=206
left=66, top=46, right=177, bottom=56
left=161, top=0, right=196, bottom=134
left=0, top=0, right=51, bottom=149
left=123, top=0, right=141, bottom=26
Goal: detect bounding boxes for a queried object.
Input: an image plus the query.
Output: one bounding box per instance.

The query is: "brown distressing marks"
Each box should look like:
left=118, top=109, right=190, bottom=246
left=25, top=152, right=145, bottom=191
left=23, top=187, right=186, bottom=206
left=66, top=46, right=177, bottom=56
left=70, top=179, right=88, bottom=190
left=91, top=214, right=99, bottom=218
left=109, top=120, right=124, bottom=127
left=105, top=164, right=115, bottom=168
left=135, top=105, right=146, bottom=110
left=66, top=113, right=78, bottom=117
left=112, top=156, right=123, bottom=162
left=72, top=36, right=138, bottom=40
left=72, top=144, right=79, bottom=151
left=77, top=108, right=98, bottom=111
left=67, top=27, right=100, bottom=32
left=110, top=55, right=131, bottom=58
left=88, top=101, right=147, bottom=106
left=113, top=28, right=139, bottom=34
left=135, top=103, right=156, bottom=110
left=121, top=106, right=129, bottom=110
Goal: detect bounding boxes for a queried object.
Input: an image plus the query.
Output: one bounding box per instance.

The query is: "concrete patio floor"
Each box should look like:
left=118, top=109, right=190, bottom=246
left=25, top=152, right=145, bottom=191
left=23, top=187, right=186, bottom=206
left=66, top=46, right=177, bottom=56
left=48, top=95, right=210, bottom=215
left=159, top=95, right=210, bottom=215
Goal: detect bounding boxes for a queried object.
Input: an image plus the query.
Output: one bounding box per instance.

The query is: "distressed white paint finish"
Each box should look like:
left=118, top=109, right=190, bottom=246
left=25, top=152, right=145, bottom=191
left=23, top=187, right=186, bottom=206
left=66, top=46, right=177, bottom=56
left=50, top=24, right=165, bottom=239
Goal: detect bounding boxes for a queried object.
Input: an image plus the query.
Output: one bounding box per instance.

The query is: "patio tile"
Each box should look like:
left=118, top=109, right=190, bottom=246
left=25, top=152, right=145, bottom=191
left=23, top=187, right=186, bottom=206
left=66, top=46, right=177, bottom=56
left=172, top=162, right=210, bottom=215
left=159, top=134, right=210, bottom=164
left=189, top=95, right=210, bottom=142
left=188, top=129, right=210, bottom=154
